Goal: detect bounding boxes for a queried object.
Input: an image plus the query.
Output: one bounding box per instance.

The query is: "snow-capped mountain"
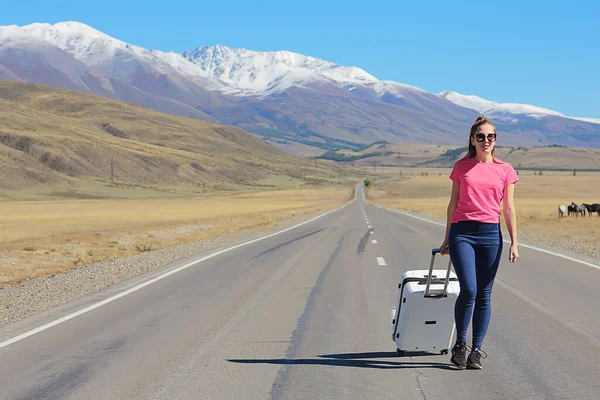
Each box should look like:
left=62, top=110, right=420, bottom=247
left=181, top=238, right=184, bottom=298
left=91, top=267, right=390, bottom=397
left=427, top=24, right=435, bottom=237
left=0, top=22, right=445, bottom=101
left=1, top=21, right=599, bottom=150
left=0, top=22, right=217, bottom=83
left=3, top=22, right=178, bottom=74
left=2, top=21, right=130, bottom=65
left=0, top=21, right=226, bottom=120
left=183, top=45, right=378, bottom=96
left=440, top=91, right=600, bottom=125
left=0, top=22, right=407, bottom=98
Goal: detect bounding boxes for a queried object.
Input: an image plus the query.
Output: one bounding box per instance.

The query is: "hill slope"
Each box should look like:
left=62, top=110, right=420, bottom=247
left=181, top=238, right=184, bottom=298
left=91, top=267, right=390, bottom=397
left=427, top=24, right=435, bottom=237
left=0, top=81, right=357, bottom=196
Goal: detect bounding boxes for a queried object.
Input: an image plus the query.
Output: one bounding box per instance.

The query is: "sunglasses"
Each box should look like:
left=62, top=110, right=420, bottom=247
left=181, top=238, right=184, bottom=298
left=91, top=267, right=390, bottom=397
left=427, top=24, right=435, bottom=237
left=472, top=133, right=497, bottom=143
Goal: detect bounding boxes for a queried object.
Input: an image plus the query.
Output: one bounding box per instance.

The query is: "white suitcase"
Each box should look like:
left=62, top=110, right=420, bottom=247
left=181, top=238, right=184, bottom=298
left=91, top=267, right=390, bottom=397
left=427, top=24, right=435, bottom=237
left=391, top=248, right=460, bottom=356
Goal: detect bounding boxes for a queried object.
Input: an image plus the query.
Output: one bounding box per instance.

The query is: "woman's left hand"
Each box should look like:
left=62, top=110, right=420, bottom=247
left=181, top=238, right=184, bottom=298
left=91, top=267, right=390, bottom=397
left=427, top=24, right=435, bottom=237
left=509, top=244, right=519, bottom=263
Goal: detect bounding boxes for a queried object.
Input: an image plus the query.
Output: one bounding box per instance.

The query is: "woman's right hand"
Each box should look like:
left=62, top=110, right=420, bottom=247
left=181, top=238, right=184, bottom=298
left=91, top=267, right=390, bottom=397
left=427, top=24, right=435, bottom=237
left=440, top=239, right=449, bottom=255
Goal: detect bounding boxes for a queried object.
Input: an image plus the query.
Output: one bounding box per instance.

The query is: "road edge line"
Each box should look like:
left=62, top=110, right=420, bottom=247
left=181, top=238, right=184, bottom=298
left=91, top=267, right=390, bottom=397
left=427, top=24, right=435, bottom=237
left=0, top=204, right=348, bottom=349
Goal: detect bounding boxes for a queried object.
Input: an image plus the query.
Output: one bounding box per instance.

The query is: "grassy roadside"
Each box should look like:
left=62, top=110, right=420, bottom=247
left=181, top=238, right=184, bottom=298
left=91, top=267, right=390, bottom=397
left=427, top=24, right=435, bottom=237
left=0, top=186, right=355, bottom=286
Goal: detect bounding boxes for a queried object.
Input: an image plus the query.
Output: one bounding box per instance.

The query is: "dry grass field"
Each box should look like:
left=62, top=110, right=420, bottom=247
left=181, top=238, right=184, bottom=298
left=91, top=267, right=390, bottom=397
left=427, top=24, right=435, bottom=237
left=365, top=168, right=600, bottom=245
left=0, top=186, right=354, bottom=286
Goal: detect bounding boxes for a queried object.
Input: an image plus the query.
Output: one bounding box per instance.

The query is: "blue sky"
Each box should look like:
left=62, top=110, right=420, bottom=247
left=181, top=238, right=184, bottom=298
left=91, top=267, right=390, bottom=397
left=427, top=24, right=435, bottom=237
left=2, top=0, right=599, bottom=118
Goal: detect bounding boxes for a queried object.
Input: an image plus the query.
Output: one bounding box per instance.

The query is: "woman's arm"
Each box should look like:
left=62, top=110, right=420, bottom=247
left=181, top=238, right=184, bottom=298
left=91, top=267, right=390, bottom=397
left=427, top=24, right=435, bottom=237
left=503, top=183, right=519, bottom=262
left=441, top=181, right=459, bottom=255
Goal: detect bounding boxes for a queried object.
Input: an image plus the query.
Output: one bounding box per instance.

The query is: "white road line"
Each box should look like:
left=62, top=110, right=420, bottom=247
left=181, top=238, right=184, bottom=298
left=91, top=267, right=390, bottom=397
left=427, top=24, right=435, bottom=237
left=377, top=257, right=386, bottom=266
left=377, top=206, right=600, bottom=272
left=359, top=205, right=367, bottom=220
left=370, top=231, right=374, bottom=235
left=372, top=240, right=378, bottom=244
left=368, top=225, right=372, bottom=228
left=0, top=204, right=348, bottom=350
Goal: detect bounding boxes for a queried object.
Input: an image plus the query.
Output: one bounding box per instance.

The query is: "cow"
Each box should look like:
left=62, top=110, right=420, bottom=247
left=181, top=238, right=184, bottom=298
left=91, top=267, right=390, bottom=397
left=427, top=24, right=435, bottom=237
left=569, top=202, right=586, bottom=217
left=582, top=203, right=600, bottom=216
left=558, top=204, right=566, bottom=218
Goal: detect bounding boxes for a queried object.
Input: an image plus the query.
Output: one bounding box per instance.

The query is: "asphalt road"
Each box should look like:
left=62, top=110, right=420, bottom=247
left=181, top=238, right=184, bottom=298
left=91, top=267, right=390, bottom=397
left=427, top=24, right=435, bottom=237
left=1, top=186, right=599, bottom=399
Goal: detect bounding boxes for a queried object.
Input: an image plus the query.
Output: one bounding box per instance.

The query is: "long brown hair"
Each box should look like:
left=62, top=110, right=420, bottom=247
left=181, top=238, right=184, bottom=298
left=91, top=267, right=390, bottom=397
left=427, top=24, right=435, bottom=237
left=463, top=116, right=496, bottom=159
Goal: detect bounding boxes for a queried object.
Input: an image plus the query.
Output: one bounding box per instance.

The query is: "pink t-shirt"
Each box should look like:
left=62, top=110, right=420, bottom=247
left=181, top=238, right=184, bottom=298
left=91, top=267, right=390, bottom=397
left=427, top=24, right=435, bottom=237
left=449, top=157, right=518, bottom=223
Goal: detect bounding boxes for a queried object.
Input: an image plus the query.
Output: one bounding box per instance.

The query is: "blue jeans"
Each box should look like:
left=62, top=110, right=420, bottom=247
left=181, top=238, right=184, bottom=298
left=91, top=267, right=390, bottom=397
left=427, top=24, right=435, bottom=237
left=448, top=220, right=503, bottom=349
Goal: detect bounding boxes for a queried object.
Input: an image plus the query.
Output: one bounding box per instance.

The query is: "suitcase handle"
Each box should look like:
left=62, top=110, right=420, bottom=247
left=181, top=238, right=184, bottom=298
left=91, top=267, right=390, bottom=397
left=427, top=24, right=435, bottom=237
left=424, top=248, right=452, bottom=298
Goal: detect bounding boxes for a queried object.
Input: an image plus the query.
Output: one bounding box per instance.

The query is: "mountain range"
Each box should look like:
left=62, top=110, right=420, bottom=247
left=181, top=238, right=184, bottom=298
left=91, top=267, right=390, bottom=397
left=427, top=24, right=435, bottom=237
left=1, top=21, right=599, bottom=154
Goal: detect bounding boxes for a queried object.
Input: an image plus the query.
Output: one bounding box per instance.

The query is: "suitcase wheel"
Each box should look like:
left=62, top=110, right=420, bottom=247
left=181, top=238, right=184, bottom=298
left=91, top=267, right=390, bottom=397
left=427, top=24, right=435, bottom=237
left=441, top=349, right=449, bottom=355
left=396, top=349, right=405, bottom=357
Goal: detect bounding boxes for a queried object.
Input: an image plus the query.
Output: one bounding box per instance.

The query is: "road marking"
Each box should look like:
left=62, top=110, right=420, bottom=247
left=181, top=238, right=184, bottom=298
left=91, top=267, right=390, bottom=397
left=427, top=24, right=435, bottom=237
left=377, top=205, right=600, bottom=272
left=377, top=257, right=386, bottom=266
left=359, top=204, right=367, bottom=220
left=370, top=231, right=374, bottom=235
left=0, top=204, right=348, bottom=350
left=372, top=240, right=378, bottom=244
left=368, top=225, right=372, bottom=228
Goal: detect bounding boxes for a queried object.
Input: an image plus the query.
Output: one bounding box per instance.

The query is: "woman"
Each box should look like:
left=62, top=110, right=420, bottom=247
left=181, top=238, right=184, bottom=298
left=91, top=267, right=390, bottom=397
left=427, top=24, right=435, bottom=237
left=440, top=116, right=519, bottom=370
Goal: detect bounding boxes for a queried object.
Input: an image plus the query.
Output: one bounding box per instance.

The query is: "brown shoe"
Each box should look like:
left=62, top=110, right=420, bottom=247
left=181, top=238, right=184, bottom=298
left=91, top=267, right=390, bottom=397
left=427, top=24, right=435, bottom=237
left=467, top=348, right=487, bottom=369
left=450, top=343, right=468, bottom=369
